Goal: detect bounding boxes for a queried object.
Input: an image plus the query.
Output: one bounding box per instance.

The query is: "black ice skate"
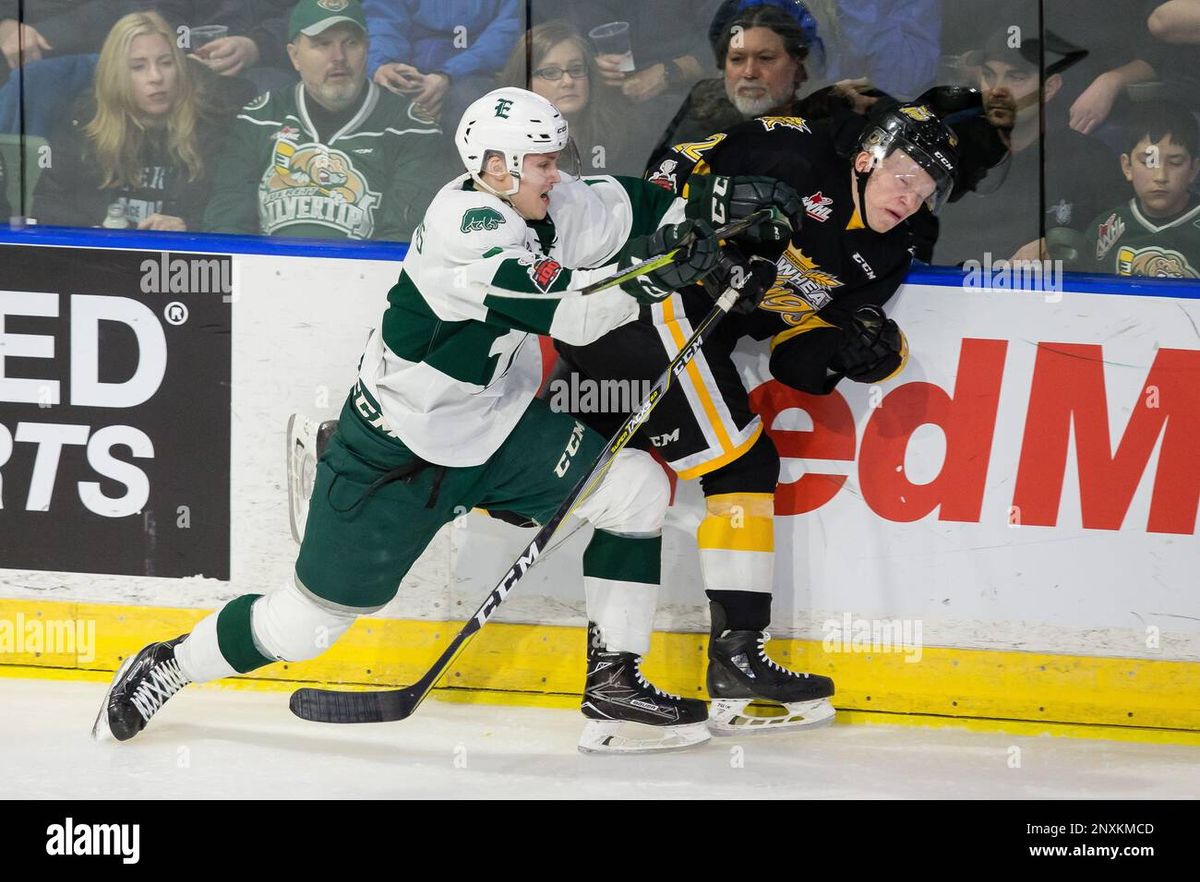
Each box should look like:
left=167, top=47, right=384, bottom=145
left=706, top=603, right=836, bottom=735
left=92, top=636, right=191, bottom=742
left=579, top=624, right=710, bottom=754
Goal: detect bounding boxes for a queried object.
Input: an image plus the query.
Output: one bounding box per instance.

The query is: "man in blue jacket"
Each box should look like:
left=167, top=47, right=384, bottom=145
left=364, top=0, right=519, bottom=123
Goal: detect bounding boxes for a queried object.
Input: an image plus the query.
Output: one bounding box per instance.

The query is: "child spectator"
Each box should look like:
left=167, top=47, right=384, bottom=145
left=1082, top=101, right=1200, bottom=277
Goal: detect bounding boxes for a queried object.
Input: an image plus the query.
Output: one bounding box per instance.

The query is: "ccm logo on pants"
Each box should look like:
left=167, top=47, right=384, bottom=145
left=554, top=421, right=586, bottom=477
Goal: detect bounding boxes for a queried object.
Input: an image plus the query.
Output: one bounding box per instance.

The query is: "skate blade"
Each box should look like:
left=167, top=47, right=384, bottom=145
left=707, top=698, right=836, bottom=735
left=285, top=413, right=319, bottom=544
left=90, top=654, right=137, bottom=742
left=578, top=719, right=711, bottom=754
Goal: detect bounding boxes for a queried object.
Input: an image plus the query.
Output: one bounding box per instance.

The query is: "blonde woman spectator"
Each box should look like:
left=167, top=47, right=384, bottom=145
left=33, top=11, right=241, bottom=230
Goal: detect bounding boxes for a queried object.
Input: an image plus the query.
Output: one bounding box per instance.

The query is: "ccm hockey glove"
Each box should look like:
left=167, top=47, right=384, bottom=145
left=684, top=173, right=803, bottom=244
left=830, top=304, right=908, bottom=382
left=619, top=220, right=720, bottom=303
left=702, top=243, right=778, bottom=315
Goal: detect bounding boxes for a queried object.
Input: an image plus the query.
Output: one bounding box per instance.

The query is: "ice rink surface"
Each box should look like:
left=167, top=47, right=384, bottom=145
left=1, top=678, right=1197, bottom=800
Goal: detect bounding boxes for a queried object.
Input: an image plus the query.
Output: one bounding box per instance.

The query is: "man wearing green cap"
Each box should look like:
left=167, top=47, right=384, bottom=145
left=202, top=0, right=450, bottom=241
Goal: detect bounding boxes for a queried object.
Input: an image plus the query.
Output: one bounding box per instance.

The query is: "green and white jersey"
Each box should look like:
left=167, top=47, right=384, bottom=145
left=202, top=82, right=447, bottom=241
left=1085, top=198, right=1200, bottom=278
left=356, top=172, right=681, bottom=466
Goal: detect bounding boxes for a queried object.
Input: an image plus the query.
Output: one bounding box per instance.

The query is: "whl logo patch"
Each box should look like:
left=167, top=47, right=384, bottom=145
left=1095, top=213, right=1126, bottom=260
left=803, top=191, right=833, bottom=222
left=461, top=207, right=505, bottom=233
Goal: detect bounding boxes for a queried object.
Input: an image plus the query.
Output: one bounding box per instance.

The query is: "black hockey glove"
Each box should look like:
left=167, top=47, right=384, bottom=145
left=684, top=173, right=804, bottom=244
left=620, top=219, right=720, bottom=303
left=702, top=243, right=778, bottom=315
left=830, top=305, right=907, bottom=382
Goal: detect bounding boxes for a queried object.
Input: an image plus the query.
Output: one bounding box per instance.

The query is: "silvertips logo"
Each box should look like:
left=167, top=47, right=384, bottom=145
left=46, top=818, right=140, bottom=864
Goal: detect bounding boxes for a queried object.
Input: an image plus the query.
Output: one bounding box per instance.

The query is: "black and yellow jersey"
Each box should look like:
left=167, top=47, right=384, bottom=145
left=646, top=113, right=915, bottom=392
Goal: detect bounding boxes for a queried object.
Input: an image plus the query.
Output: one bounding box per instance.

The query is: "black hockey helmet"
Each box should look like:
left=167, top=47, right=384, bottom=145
left=857, top=102, right=960, bottom=213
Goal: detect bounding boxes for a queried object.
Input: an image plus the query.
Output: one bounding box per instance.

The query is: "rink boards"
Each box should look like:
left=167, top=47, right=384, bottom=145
left=0, top=233, right=1197, bottom=738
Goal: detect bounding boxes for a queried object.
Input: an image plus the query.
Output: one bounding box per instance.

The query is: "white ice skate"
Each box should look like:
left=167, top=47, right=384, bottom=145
left=286, top=414, right=338, bottom=543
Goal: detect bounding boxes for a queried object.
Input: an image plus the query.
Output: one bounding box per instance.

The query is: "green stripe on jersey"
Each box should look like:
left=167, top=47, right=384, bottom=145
left=611, top=175, right=677, bottom=238
left=382, top=270, right=513, bottom=385
left=382, top=271, right=440, bottom=361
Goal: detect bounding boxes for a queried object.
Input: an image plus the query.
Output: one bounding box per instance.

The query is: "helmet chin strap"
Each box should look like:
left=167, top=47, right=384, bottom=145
left=853, top=165, right=877, bottom=233
left=472, top=163, right=521, bottom=198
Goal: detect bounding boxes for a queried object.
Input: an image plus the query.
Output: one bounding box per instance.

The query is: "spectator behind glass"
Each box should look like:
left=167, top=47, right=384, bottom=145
left=930, top=27, right=1128, bottom=266
left=498, top=20, right=635, bottom=175
left=202, top=0, right=448, bottom=241
left=797, top=0, right=940, bottom=100
left=0, top=0, right=135, bottom=79
left=156, top=0, right=300, bottom=95
left=552, top=0, right=724, bottom=167
left=365, top=0, right=519, bottom=125
left=649, top=3, right=813, bottom=160
left=32, top=10, right=239, bottom=230
left=1079, top=101, right=1200, bottom=277
left=1068, top=1, right=1200, bottom=138
left=0, top=147, right=10, bottom=218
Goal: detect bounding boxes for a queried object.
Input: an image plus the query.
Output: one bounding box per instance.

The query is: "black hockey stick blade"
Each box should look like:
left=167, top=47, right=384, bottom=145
left=290, top=682, right=423, bottom=723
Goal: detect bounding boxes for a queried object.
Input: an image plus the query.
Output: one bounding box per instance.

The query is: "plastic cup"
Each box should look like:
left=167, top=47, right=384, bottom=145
left=589, top=21, right=635, bottom=72
left=190, top=25, right=229, bottom=50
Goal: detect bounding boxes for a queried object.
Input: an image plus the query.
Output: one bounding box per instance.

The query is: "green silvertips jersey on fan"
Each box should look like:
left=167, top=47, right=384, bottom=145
left=354, top=172, right=681, bottom=467
left=203, top=82, right=446, bottom=240
left=1085, top=198, right=1200, bottom=278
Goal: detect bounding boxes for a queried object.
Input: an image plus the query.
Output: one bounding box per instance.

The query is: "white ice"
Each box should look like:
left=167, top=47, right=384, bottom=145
left=1, top=678, right=1197, bottom=799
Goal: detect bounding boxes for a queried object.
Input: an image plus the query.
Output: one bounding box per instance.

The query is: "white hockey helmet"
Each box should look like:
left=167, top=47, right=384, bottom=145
left=455, top=87, right=571, bottom=196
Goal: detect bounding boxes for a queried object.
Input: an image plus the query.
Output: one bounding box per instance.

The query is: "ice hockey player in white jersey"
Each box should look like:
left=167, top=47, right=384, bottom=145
left=93, top=87, right=789, bottom=754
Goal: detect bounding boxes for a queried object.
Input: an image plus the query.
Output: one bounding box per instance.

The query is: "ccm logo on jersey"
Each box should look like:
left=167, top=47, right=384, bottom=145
left=529, top=257, right=563, bottom=291
left=803, top=191, right=833, bottom=223
left=852, top=252, right=876, bottom=279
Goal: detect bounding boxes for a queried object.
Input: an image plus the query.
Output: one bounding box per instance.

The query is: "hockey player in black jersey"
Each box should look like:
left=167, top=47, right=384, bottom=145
left=558, top=102, right=960, bottom=733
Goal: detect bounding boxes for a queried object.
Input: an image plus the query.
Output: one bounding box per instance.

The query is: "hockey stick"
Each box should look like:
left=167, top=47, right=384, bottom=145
left=289, top=210, right=772, bottom=724
left=282, top=212, right=777, bottom=544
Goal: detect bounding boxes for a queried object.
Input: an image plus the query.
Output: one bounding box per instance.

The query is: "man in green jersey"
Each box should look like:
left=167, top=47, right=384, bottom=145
left=202, top=0, right=448, bottom=241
